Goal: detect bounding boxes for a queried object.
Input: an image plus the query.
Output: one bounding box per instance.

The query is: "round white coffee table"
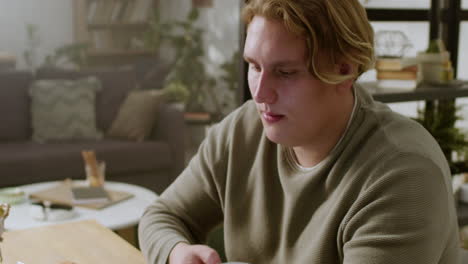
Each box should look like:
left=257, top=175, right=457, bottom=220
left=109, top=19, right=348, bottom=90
left=5, top=181, right=158, bottom=231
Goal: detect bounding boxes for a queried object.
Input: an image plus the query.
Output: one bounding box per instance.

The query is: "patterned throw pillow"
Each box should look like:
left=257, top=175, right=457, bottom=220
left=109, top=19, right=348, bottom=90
left=107, top=90, right=165, bottom=141
left=29, top=77, right=103, bottom=142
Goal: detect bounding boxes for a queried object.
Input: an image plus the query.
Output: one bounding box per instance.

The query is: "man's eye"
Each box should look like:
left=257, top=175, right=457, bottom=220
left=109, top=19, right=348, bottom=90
left=278, top=70, right=297, bottom=76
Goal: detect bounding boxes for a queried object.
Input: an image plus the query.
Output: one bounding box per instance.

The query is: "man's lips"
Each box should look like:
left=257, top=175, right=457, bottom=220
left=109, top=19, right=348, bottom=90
left=262, top=111, right=285, bottom=123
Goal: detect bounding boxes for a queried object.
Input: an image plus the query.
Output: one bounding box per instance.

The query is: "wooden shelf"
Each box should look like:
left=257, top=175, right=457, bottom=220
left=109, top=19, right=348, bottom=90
left=184, top=112, right=212, bottom=124
left=88, top=22, right=149, bottom=30
left=88, top=49, right=153, bottom=57
left=360, top=81, right=468, bottom=103
left=74, top=0, right=158, bottom=67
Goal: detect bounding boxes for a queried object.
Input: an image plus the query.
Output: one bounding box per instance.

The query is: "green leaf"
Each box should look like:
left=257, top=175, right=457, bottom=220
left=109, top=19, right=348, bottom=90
left=188, top=8, right=199, bottom=21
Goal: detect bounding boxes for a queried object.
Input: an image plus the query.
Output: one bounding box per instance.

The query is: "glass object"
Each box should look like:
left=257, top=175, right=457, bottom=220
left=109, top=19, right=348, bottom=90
left=0, top=204, right=11, bottom=264
left=360, top=0, right=430, bottom=9
left=358, top=22, right=428, bottom=117
left=85, top=161, right=106, bottom=187
left=0, top=188, right=26, bottom=205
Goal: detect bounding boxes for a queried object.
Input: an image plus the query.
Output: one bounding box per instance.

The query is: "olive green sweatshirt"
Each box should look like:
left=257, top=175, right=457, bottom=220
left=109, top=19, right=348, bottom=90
left=139, top=84, right=460, bottom=264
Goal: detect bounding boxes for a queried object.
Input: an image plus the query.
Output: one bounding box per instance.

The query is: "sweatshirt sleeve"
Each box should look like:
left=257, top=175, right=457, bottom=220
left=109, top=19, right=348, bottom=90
left=138, top=109, right=237, bottom=264
left=341, top=153, right=460, bottom=264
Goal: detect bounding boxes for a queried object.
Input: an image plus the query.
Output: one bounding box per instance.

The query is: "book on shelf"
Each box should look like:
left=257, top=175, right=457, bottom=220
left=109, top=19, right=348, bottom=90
left=376, top=58, right=418, bottom=81
left=376, top=79, right=417, bottom=90
left=375, top=57, right=418, bottom=71
left=91, top=0, right=106, bottom=23
left=130, top=0, right=154, bottom=22
left=89, top=0, right=117, bottom=24
left=110, top=1, right=123, bottom=22
left=102, top=0, right=117, bottom=23
left=122, top=0, right=137, bottom=22
left=376, top=70, right=417, bottom=80
left=90, top=31, right=114, bottom=50
left=87, top=1, right=98, bottom=23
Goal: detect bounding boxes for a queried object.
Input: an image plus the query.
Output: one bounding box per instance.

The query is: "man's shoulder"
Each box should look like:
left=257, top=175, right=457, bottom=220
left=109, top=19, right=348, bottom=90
left=367, top=105, right=444, bottom=162
left=350, top=104, right=451, bottom=187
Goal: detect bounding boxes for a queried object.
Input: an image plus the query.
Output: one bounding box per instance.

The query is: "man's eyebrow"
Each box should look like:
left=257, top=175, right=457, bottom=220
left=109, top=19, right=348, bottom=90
left=272, top=60, right=302, bottom=67
left=243, top=55, right=302, bottom=67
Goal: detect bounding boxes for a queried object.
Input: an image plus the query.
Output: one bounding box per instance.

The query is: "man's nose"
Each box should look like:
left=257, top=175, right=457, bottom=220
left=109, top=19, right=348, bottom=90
left=253, top=73, right=277, bottom=104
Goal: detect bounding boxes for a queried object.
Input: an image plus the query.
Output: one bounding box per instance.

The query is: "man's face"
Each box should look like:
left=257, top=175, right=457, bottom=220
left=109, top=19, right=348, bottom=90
left=244, top=16, right=342, bottom=147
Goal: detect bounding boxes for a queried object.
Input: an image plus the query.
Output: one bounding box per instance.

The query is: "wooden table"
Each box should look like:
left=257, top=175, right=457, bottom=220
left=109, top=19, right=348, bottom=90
left=1, top=220, right=145, bottom=264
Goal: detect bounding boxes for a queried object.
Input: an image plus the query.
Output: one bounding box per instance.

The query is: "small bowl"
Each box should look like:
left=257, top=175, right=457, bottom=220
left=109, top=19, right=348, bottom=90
left=0, top=187, right=26, bottom=204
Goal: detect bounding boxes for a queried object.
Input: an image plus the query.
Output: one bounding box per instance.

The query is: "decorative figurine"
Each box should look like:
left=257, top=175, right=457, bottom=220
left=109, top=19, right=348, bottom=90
left=0, top=203, right=11, bottom=264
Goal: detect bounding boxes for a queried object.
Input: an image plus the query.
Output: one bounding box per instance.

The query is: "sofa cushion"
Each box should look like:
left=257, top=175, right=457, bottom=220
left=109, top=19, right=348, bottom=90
left=0, top=71, right=34, bottom=141
left=29, top=77, right=103, bottom=142
left=108, top=90, right=165, bottom=141
left=0, top=139, right=172, bottom=187
left=36, top=67, right=136, bottom=131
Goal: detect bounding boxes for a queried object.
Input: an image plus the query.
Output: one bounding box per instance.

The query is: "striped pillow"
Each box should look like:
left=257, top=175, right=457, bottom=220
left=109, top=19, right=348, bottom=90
left=29, top=77, right=103, bottom=142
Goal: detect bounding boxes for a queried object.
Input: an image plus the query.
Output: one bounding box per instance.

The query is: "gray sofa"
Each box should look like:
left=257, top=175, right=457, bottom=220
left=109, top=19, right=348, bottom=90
left=0, top=67, right=185, bottom=194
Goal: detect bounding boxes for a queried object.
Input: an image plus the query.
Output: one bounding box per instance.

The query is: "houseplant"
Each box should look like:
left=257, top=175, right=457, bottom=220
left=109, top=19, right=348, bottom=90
left=143, top=8, right=222, bottom=118
left=23, top=24, right=40, bottom=73
left=413, top=40, right=468, bottom=174
left=42, top=43, right=89, bottom=69
left=161, top=81, right=190, bottom=111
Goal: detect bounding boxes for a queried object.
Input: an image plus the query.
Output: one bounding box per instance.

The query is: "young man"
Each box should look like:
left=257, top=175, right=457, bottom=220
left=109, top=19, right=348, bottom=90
left=139, top=0, right=460, bottom=263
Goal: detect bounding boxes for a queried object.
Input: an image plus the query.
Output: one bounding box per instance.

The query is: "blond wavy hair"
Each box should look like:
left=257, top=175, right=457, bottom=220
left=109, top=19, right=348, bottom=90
left=243, top=0, right=374, bottom=84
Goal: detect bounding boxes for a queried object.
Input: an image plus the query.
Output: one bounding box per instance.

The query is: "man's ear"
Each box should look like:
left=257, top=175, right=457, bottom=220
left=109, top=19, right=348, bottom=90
left=339, top=63, right=351, bottom=75
left=336, top=63, right=355, bottom=92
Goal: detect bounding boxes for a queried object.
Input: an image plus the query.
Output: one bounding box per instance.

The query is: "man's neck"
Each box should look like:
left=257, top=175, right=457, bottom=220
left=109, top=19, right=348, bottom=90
left=293, top=89, right=356, bottom=168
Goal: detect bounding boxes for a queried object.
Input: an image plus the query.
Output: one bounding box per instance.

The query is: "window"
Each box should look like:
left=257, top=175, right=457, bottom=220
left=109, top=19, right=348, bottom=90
left=361, top=0, right=430, bottom=9
left=458, top=22, right=468, bottom=80
left=463, top=0, right=468, bottom=10
left=456, top=22, right=468, bottom=129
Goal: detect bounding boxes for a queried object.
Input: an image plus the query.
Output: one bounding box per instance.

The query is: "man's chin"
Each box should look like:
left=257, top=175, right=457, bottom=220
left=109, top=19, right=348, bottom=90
left=264, top=129, right=286, bottom=145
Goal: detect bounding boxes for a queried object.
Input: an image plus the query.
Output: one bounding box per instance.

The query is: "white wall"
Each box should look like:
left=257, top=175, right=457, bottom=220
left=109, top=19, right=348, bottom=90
left=0, top=0, right=74, bottom=69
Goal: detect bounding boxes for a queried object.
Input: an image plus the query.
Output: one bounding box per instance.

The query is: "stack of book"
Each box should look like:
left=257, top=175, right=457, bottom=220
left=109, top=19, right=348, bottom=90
left=88, top=0, right=155, bottom=24
left=375, top=57, right=418, bottom=89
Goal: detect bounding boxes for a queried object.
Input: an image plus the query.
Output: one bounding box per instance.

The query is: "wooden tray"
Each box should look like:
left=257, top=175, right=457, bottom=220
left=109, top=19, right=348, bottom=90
left=29, top=181, right=133, bottom=210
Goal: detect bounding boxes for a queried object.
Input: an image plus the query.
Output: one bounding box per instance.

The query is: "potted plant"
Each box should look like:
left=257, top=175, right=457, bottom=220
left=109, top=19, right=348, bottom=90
left=417, top=39, right=454, bottom=84
left=42, top=43, right=89, bottom=69
left=414, top=99, right=468, bottom=174
left=161, top=81, right=191, bottom=111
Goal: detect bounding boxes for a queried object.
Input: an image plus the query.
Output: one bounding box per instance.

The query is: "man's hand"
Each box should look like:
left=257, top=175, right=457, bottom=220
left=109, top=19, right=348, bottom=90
left=169, top=242, right=222, bottom=264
